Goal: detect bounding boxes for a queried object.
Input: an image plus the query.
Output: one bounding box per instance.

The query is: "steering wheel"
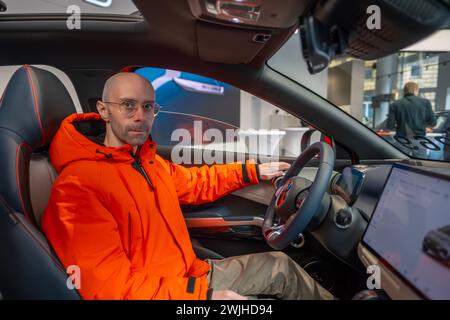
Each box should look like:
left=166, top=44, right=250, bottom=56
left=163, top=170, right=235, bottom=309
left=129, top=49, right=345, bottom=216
left=263, top=142, right=334, bottom=250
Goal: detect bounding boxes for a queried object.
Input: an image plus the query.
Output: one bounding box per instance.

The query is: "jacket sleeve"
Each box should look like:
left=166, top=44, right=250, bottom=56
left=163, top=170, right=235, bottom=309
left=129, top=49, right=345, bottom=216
left=424, top=100, right=437, bottom=127
left=164, top=159, right=260, bottom=205
left=41, top=165, right=209, bottom=300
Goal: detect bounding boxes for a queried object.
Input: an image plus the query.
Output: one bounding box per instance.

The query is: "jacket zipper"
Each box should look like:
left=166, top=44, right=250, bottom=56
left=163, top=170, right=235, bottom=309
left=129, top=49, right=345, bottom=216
left=130, top=146, right=155, bottom=190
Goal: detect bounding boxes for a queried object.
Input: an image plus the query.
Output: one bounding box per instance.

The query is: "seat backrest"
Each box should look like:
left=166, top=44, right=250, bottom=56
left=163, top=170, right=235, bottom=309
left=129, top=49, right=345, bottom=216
left=0, top=65, right=80, bottom=299
left=0, top=65, right=75, bottom=226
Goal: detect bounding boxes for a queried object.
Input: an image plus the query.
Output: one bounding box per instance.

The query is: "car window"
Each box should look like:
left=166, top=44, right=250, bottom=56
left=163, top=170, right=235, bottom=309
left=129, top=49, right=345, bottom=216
left=136, top=67, right=324, bottom=164
left=268, top=30, right=450, bottom=162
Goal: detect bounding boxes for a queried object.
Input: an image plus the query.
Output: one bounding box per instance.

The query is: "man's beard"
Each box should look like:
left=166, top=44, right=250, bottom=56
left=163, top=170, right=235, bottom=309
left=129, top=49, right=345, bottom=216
left=125, top=132, right=149, bottom=146
left=113, top=122, right=151, bottom=146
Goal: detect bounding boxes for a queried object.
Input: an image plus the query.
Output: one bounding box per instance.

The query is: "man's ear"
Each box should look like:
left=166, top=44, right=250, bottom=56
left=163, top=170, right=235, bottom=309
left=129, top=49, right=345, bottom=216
left=97, top=100, right=110, bottom=122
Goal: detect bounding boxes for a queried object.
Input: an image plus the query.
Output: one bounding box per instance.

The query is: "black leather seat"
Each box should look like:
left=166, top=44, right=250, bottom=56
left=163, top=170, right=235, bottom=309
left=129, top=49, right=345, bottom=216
left=0, top=65, right=80, bottom=299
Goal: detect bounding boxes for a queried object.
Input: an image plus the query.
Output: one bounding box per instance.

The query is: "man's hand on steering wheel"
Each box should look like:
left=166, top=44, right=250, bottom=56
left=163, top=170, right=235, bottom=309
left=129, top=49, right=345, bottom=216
left=258, top=162, right=291, bottom=180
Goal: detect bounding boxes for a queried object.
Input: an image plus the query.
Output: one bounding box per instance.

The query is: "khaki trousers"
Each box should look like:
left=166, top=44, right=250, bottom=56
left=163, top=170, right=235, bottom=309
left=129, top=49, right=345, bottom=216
left=206, top=251, right=334, bottom=300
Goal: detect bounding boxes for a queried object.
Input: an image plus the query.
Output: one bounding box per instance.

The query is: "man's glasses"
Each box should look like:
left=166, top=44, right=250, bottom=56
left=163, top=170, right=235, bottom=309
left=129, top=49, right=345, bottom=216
left=102, top=99, right=161, bottom=118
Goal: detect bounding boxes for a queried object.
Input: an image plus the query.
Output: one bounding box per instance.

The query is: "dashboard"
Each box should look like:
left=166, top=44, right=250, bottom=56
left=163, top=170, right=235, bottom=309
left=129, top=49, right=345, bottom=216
left=187, top=159, right=450, bottom=300
left=327, top=162, right=450, bottom=300
left=329, top=164, right=396, bottom=220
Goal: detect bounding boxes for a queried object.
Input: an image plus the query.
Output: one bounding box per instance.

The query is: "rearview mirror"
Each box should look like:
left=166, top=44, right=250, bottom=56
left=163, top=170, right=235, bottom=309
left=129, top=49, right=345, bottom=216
left=299, top=16, right=347, bottom=74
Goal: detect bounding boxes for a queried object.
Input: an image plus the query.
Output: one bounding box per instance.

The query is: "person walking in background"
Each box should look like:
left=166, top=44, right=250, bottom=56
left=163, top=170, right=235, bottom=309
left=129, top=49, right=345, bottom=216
left=386, top=82, right=436, bottom=158
left=387, top=82, right=436, bottom=138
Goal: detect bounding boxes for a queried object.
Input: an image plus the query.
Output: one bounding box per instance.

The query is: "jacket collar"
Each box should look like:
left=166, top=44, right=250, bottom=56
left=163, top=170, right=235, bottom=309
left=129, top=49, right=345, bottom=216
left=50, top=112, right=157, bottom=173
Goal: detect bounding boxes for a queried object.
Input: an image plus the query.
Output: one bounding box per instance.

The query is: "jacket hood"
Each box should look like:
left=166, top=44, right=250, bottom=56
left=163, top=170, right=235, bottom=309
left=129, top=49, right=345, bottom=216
left=49, top=112, right=156, bottom=173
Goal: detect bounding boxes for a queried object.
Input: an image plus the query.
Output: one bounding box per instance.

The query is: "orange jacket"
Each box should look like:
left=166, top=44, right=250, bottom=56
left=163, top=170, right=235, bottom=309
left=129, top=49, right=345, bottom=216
left=42, top=112, right=260, bottom=300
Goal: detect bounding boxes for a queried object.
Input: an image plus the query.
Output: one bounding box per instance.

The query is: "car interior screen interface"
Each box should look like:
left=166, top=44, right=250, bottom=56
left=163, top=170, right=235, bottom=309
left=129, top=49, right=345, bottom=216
left=363, top=166, right=450, bottom=299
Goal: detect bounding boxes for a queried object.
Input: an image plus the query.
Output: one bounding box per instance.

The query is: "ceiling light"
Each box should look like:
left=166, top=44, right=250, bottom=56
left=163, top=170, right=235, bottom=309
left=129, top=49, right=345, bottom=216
left=205, top=0, right=261, bottom=23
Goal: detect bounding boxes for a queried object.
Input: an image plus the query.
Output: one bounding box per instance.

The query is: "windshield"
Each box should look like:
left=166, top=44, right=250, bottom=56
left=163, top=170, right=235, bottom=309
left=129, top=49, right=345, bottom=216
left=268, top=29, right=450, bottom=162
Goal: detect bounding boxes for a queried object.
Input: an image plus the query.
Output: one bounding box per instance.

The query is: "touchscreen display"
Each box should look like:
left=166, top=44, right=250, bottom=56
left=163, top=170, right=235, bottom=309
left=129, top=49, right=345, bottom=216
left=363, top=165, right=450, bottom=299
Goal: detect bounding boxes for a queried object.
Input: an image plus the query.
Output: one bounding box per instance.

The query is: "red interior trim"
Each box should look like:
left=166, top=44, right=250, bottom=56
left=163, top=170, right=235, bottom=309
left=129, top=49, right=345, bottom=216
left=120, top=65, right=141, bottom=73
left=24, top=64, right=46, bottom=145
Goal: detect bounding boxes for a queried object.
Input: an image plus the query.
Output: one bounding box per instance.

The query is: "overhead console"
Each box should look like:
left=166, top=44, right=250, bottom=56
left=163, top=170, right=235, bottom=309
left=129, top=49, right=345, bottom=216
left=187, top=0, right=310, bottom=29
left=187, top=0, right=312, bottom=64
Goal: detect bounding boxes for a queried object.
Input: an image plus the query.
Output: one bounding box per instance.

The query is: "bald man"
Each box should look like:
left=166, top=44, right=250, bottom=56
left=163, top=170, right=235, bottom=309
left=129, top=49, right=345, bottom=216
left=42, top=72, right=333, bottom=300
left=98, top=73, right=156, bottom=152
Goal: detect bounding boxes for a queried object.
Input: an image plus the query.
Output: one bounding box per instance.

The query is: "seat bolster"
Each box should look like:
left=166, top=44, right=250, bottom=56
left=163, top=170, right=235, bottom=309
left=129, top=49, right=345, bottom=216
left=0, top=129, right=35, bottom=225
left=0, top=196, right=80, bottom=299
left=30, top=153, right=58, bottom=229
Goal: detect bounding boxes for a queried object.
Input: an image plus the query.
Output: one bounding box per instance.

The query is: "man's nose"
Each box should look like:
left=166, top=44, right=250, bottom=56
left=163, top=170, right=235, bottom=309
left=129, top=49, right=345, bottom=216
left=133, top=105, right=146, bottom=122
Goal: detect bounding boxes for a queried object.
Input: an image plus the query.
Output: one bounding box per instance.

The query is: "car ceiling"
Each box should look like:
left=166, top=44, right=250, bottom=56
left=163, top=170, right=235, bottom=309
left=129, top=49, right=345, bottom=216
left=0, top=0, right=303, bottom=72
left=0, top=0, right=448, bottom=78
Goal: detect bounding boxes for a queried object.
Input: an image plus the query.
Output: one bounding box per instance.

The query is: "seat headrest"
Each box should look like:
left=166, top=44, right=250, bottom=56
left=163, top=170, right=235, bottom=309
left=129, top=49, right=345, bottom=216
left=0, top=65, right=76, bottom=149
